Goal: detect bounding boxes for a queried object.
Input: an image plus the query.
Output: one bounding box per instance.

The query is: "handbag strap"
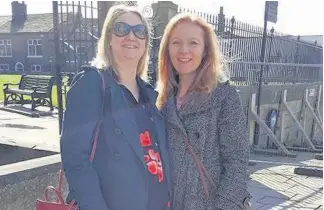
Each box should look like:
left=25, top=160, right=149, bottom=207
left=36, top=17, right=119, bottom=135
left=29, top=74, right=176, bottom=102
left=57, top=70, right=106, bottom=193
left=90, top=70, right=106, bottom=161
left=183, top=135, right=216, bottom=198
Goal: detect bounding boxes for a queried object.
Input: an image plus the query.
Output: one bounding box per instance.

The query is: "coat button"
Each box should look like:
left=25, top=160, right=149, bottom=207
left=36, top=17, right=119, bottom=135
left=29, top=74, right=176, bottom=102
left=113, top=152, right=120, bottom=159
left=195, top=132, right=200, bottom=139
left=114, top=128, right=121, bottom=135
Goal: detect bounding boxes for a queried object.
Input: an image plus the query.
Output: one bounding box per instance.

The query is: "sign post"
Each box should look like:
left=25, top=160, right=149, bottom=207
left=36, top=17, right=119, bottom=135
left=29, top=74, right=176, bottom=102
left=254, top=1, right=278, bottom=145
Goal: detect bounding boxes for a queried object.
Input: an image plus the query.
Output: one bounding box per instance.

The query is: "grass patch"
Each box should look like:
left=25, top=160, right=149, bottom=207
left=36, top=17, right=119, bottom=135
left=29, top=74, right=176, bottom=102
left=0, top=74, right=68, bottom=108
left=0, top=75, right=21, bottom=102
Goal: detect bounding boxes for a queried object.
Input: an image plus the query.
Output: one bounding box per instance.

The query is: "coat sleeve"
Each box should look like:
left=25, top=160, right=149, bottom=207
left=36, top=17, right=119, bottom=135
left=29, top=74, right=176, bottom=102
left=215, top=86, right=251, bottom=210
left=60, top=70, right=109, bottom=210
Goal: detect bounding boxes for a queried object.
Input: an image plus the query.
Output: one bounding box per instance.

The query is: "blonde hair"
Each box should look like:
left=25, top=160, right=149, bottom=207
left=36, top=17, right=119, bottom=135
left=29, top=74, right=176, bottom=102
left=156, top=13, right=228, bottom=108
left=91, top=4, right=150, bottom=80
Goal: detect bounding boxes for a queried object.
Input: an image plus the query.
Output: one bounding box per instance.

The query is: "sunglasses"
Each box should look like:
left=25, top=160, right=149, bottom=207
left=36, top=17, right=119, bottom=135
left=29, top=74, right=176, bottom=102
left=112, top=22, right=147, bottom=40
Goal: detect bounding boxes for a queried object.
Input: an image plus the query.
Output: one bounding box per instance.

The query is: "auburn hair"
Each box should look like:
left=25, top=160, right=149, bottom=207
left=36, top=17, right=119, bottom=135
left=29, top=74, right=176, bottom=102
left=156, top=13, right=228, bottom=108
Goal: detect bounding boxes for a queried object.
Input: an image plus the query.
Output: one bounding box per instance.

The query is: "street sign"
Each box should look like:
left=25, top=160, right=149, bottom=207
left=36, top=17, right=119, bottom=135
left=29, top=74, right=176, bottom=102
left=265, top=1, right=278, bottom=23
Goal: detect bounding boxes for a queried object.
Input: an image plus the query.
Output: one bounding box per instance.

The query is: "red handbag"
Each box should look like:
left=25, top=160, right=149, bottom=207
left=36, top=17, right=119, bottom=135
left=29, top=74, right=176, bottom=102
left=35, top=169, right=78, bottom=210
left=35, top=70, right=106, bottom=210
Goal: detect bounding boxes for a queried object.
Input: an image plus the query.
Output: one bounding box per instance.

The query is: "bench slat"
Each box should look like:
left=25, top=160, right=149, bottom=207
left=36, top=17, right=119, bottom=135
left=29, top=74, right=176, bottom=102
left=20, top=76, right=53, bottom=92
left=4, top=74, right=55, bottom=111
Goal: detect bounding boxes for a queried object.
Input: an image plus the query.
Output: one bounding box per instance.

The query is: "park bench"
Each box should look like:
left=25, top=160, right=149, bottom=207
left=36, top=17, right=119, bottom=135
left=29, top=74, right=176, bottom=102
left=3, top=74, right=55, bottom=111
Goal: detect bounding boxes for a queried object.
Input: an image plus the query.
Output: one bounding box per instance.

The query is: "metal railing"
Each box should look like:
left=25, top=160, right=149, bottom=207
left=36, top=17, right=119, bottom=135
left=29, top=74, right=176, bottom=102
left=177, top=6, right=323, bottom=65
left=227, top=61, right=323, bottom=86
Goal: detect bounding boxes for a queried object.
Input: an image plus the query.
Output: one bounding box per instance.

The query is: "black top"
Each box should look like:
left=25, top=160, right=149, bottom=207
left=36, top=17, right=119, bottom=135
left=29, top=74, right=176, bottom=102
left=119, top=84, right=170, bottom=210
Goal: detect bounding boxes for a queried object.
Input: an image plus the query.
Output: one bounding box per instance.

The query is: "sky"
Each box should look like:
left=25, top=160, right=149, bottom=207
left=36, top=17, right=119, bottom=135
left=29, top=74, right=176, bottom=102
left=0, top=0, right=323, bottom=36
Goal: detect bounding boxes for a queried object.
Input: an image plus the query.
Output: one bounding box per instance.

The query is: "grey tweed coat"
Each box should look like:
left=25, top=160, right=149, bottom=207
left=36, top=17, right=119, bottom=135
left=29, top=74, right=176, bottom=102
left=162, top=82, right=251, bottom=210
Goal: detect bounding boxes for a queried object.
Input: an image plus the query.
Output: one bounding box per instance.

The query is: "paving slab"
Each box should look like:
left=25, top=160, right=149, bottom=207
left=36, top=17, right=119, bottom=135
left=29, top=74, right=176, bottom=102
left=0, top=109, right=322, bottom=210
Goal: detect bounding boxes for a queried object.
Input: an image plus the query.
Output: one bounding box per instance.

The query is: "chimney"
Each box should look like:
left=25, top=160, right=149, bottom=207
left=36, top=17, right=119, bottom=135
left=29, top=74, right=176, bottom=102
left=11, top=1, right=27, bottom=21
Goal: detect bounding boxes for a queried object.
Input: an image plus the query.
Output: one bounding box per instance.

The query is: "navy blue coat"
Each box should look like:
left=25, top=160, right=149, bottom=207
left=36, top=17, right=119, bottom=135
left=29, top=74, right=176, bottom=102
left=60, top=67, right=172, bottom=210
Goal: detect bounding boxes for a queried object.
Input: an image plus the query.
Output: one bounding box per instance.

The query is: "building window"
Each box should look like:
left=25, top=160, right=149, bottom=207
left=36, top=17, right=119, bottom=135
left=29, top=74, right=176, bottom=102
left=0, top=64, right=9, bottom=72
left=0, top=40, right=12, bottom=56
left=15, top=62, right=24, bottom=72
left=27, top=39, right=42, bottom=56
left=76, top=46, right=86, bottom=55
left=31, top=64, right=41, bottom=72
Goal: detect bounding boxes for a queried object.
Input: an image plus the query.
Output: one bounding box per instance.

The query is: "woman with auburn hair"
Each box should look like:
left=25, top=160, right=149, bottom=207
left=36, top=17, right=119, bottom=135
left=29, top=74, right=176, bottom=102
left=156, top=13, right=251, bottom=210
left=60, top=4, right=172, bottom=210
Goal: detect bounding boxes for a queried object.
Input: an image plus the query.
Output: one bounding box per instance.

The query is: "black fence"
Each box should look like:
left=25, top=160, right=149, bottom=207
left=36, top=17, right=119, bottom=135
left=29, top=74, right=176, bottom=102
left=177, top=7, right=323, bottom=65
left=52, top=2, right=323, bottom=93
left=148, top=6, right=323, bottom=87
left=228, top=61, right=323, bottom=86
left=172, top=7, right=324, bottom=87
left=56, top=1, right=100, bottom=73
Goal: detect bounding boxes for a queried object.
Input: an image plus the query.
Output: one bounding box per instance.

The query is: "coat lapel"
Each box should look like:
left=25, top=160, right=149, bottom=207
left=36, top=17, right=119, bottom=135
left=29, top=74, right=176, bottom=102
left=177, top=81, right=229, bottom=116
left=164, top=96, right=187, bottom=136
left=150, top=104, right=173, bottom=195
left=105, top=73, right=173, bottom=194
left=164, top=96, right=188, bottom=182
left=106, top=74, right=146, bottom=170
left=140, top=81, right=173, bottom=195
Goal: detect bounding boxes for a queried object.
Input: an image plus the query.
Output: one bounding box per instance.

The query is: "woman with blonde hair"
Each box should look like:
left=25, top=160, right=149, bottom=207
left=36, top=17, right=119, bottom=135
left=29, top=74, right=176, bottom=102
left=157, top=13, right=251, bottom=210
left=60, top=4, right=172, bottom=210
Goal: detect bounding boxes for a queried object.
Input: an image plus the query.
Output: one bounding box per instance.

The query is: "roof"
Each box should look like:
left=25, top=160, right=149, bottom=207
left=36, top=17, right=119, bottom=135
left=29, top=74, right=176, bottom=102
left=0, top=13, right=53, bottom=33
left=0, top=15, right=11, bottom=28
left=0, top=13, right=99, bottom=34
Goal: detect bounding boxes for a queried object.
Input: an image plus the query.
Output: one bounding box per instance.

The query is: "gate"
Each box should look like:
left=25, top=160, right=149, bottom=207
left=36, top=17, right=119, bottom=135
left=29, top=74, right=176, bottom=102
left=56, top=1, right=99, bottom=73
left=53, top=1, right=99, bottom=132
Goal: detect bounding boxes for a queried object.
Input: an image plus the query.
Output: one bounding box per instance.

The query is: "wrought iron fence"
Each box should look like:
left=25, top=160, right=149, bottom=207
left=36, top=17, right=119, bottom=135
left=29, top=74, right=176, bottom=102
left=177, top=7, right=323, bottom=65
left=228, top=61, right=323, bottom=86
left=147, top=6, right=323, bottom=88
left=53, top=3, right=323, bottom=86
left=52, top=2, right=324, bottom=95
left=56, top=1, right=99, bottom=73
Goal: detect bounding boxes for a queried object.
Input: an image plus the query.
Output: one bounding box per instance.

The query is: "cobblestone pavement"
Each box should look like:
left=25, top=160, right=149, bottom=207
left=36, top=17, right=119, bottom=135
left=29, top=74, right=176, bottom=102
left=0, top=109, right=322, bottom=209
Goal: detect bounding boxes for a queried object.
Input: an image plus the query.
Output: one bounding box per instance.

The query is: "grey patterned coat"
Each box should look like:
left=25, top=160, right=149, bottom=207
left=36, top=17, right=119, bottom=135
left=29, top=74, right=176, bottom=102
left=162, top=82, right=251, bottom=210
